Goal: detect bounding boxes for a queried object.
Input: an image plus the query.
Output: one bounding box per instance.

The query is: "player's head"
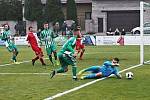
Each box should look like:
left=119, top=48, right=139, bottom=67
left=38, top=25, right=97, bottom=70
left=28, top=26, right=33, bottom=32
left=74, top=26, right=81, bottom=38
left=43, top=22, right=49, bottom=29
left=3, top=24, right=9, bottom=30
left=112, top=57, right=119, bottom=66
left=77, top=26, right=81, bottom=30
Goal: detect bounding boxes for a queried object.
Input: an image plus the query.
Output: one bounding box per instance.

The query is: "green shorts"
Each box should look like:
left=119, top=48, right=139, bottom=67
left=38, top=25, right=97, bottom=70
left=58, top=52, right=76, bottom=68
left=7, top=44, right=18, bottom=52
left=46, top=44, right=57, bottom=55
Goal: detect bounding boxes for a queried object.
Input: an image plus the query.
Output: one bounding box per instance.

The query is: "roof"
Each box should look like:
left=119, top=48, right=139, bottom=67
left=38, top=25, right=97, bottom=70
left=41, top=0, right=92, bottom=4
left=61, top=0, right=92, bottom=4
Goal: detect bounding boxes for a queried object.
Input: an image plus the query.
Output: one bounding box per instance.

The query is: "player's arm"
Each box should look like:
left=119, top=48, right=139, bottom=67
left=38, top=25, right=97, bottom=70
left=66, top=37, right=76, bottom=53
left=1, top=32, right=7, bottom=41
left=103, top=61, right=119, bottom=67
left=26, top=35, right=30, bottom=47
left=103, top=61, right=112, bottom=67
left=66, top=42, right=75, bottom=53
left=114, top=68, right=122, bottom=79
left=40, top=31, right=46, bottom=41
left=7, top=31, right=12, bottom=40
left=51, top=31, right=58, bottom=38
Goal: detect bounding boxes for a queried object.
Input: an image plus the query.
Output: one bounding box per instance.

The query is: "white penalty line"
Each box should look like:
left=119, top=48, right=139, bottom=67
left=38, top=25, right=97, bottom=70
left=44, top=63, right=144, bottom=100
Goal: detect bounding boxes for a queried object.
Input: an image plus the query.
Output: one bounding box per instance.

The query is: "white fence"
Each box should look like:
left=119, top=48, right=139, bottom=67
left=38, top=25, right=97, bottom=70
left=96, top=36, right=150, bottom=45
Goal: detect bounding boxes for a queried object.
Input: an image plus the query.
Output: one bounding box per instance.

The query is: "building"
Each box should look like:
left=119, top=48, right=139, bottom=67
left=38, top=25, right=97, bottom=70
left=0, top=0, right=92, bottom=34
left=92, top=0, right=150, bottom=34
left=41, top=0, right=92, bottom=31
left=61, top=0, right=92, bottom=30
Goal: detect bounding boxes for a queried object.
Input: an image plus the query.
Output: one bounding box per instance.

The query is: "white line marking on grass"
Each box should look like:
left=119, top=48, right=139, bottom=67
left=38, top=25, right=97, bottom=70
left=44, top=63, right=144, bottom=100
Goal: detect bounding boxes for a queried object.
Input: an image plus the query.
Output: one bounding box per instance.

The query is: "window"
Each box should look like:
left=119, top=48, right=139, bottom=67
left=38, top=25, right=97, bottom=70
left=85, top=12, right=91, bottom=19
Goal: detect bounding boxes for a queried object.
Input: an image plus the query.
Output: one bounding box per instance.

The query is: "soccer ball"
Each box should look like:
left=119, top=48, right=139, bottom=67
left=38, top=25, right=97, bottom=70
left=125, top=72, right=133, bottom=79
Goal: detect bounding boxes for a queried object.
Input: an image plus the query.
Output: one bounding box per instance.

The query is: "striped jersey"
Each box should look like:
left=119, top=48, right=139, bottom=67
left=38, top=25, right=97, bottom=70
left=41, top=29, right=56, bottom=48
left=1, top=30, right=13, bottom=46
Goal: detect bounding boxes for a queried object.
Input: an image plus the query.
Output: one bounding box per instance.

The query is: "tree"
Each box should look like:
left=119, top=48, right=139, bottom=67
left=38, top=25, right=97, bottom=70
left=44, top=0, right=65, bottom=24
left=24, top=0, right=43, bottom=21
left=66, top=0, right=77, bottom=24
left=0, top=1, right=9, bottom=20
left=0, top=0, right=22, bottom=21
left=11, top=0, right=23, bottom=20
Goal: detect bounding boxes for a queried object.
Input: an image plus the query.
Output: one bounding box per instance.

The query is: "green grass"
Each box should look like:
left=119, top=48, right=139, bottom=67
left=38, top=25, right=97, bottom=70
left=0, top=45, right=150, bottom=100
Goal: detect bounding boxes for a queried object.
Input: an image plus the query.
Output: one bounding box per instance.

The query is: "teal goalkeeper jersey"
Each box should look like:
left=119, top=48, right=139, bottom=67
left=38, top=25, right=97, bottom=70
left=59, top=37, right=76, bottom=54
left=41, top=29, right=57, bottom=48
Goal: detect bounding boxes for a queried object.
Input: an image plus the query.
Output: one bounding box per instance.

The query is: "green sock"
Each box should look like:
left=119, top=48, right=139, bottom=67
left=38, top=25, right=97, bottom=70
left=12, top=55, right=16, bottom=62
left=49, top=55, right=53, bottom=64
left=72, top=66, right=77, bottom=77
left=54, top=52, right=57, bottom=60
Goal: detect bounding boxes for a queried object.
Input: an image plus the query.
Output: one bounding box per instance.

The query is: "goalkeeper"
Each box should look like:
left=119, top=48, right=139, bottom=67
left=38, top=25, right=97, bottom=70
left=50, top=36, right=78, bottom=80
left=78, top=58, right=122, bottom=79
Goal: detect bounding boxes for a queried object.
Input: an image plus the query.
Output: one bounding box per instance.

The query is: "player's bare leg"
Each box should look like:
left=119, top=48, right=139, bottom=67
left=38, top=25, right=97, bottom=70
left=79, top=49, right=85, bottom=60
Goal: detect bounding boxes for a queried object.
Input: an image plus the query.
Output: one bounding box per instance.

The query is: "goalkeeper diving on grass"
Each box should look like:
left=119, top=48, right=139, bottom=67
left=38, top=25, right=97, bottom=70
left=77, top=57, right=122, bottom=79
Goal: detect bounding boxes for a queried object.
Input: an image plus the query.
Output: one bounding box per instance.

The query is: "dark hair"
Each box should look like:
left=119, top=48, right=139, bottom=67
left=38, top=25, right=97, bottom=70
left=113, top=57, right=119, bottom=63
left=43, top=22, right=49, bottom=26
left=28, top=26, right=33, bottom=30
left=3, top=24, right=10, bottom=30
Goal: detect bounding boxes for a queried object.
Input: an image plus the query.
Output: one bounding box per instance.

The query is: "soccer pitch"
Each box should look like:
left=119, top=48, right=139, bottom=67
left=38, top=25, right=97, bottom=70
left=0, top=45, right=150, bottom=100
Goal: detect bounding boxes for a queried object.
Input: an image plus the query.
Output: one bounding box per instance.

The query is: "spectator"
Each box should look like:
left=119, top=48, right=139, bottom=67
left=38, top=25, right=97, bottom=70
left=53, top=22, right=60, bottom=35
left=121, top=29, right=126, bottom=35
left=61, top=21, right=67, bottom=36
left=114, top=28, right=120, bottom=35
left=106, top=28, right=114, bottom=36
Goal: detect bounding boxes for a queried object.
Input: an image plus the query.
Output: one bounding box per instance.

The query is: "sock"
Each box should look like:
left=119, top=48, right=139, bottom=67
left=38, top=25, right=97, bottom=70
left=16, top=51, right=19, bottom=56
left=49, top=55, right=53, bottom=64
left=72, top=66, right=77, bottom=77
left=54, top=52, right=57, bottom=60
left=39, top=58, right=45, bottom=65
left=79, top=50, right=85, bottom=59
left=33, top=56, right=39, bottom=61
left=12, top=55, right=16, bottom=62
left=78, top=69, right=85, bottom=75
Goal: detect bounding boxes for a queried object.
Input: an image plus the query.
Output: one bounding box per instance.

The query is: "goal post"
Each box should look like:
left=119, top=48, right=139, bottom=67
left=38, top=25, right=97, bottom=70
left=140, top=1, right=144, bottom=64
left=140, top=1, right=150, bottom=64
